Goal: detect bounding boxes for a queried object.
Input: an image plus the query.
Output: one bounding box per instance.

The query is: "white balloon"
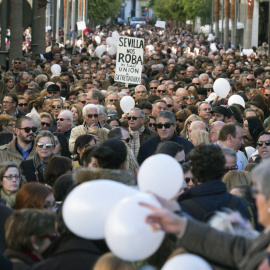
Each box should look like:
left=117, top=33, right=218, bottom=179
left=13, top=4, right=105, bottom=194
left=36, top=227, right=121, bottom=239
left=245, top=146, right=256, bottom=159
left=162, top=254, right=212, bottom=270
left=112, top=31, right=120, bottom=41
left=120, top=96, right=135, bottom=113
left=138, top=154, right=183, bottom=200
left=63, top=180, right=138, bottom=239
left=213, top=78, right=230, bottom=98
left=242, top=48, right=253, bottom=57
left=136, top=24, right=140, bottom=28
left=95, top=35, right=101, bottom=44
left=106, top=37, right=114, bottom=46
left=51, top=64, right=61, bottom=74
left=205, top=92, right=217, bottom=103
left=95, top=45, right=106, bottom=58
left=105, top=193, right=165, bottom=261
left=108, top=46, right=117, bottom=55
left=228, top=94, right=245, bottom=108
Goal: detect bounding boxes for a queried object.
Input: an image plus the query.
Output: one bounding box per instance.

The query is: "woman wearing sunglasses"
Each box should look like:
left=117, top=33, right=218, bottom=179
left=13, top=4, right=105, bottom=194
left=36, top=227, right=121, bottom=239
left=50, top=99, right=63, bottom=132
left=20, top=131, right=55, bottom=183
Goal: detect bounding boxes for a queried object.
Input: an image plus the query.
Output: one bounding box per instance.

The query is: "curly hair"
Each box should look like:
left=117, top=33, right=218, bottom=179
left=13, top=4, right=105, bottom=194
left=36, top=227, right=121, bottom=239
left=188, top=144, right=225, bottom=182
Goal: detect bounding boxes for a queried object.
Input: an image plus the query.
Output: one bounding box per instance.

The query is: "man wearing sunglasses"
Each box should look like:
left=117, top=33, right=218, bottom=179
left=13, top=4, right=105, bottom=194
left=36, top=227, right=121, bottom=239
left=128, top=108, right=157, bottom=157
left=0, top=116, right=36, bottom=165
left=156, top=85, right=168, bottom=98
left=137, top=110, right=194, bottom=165
left=251, top=132, right=270, bottom=163
left=56, top=110, right=73, bottom=140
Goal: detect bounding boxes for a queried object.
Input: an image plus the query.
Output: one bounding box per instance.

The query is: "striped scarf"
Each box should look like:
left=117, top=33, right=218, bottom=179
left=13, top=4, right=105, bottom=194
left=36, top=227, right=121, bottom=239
left=129, top=126, right=145, bottom=157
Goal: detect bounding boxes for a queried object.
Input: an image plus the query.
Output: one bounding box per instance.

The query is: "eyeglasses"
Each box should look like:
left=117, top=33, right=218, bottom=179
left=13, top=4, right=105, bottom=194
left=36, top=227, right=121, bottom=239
left=179, top=73, right=186, bottom=75
left=37, top=142, right=54, bottom=149
left=3, top=174, right=20, bottom=181
left=79, top=100, right=86, bottom=104
left=18, top=103, right=28, bottom=107
left=18, top=126, right=37, bottom=133
left=14, top=62, right=21, bottom=64
left=157, top=90, right=167, bottom=93
left=257, top=140, right=270, bottom=147
left=247, top=78, right=255, bottom=81
left=184, top=177, right=194, bottom=183
left=127, top=116, right=142, bottom=121
left=150, top=87, right=158, bottom=89
left=44, top=202, right=59, bottom=210
left=121, top=138, right=131, bottom=143
left=52, top=105, right=62, bottom=109
left=202, top=108, right=211, bottom=112
left=167, top=104, right=173, bottom=108
left=265, top=94, right=270, bottom=97
left=187, top=96, right=194, bottom=99
left=155, top=123, right=174, bottom=129
left=181, top=97, right=187, bottom=100
left=194, top=83, right=200, bottom=86
left=86, top=114, right=99, bottom=118
left=41, top=122, right=51, bottom=127
left=224, top=165, right=238, bottom=173
left=148, top=123, right=155, bottom=127
left=64, top=106, right=70, bottom=109
left=207, top=89, right=213, bottom=92
left=176, top=118, right=185, bottom=122
left=2, top=101, right=14, bottom=104
left=57, top=118, right=70, bottom=122
left=109, top=99, right=118, bottom=103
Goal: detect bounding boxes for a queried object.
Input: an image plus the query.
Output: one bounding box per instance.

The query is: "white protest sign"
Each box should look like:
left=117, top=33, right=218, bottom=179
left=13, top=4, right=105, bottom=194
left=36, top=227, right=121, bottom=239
left=155, top=21, right=166, bottom=28
left=77, top=21, right=86, bottom=31
left=115, top=36, right=144, bottom=85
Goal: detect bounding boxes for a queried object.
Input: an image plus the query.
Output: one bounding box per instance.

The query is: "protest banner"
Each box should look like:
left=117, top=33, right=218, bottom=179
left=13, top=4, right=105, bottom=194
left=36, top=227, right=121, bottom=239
left=155, top=21, right=166, bottom=28
left=115, top=36, right=144, bottom=85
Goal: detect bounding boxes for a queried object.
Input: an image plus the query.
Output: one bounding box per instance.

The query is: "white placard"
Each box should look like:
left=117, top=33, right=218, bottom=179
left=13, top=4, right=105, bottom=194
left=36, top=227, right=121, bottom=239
left=155, top=21, right=166, bottom=28
left=115, top=36, right=144, bottom=85
left=77, top=21, right=86, bottom=31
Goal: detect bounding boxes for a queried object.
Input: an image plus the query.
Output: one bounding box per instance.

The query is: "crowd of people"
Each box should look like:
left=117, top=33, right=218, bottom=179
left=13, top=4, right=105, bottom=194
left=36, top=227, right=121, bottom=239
left=0, top=21, right=270, bottom=269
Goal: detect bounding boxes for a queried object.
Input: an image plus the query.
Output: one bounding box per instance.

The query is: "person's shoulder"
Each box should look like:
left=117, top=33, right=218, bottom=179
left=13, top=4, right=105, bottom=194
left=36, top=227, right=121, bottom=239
left=0, top=143, right=10, bottom=151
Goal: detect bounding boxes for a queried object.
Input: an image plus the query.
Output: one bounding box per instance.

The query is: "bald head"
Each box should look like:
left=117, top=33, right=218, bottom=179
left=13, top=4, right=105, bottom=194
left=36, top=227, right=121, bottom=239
left=209, top=121, right=225, bottom=143
left=189, top=121, right=207, bottom=136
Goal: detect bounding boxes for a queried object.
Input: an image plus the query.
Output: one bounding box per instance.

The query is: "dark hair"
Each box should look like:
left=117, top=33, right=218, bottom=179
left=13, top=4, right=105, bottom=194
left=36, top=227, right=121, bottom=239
left=44, top=156, right=72, bottom=186
left=0, top=131, right=13, bottom=146
left=188, top=144, right=225, bottom=182
left=137, top=100, right=153, bottom=111
left=108, top=127, right=126, bottom=140
left=53, top=132, right=71, bottom=158
left=81, top=145, right=97, bottom=166
left=53, top=173, right=74, bottom=202
left=15, top=116, right=33, bottom=128
left=93, top=139, right=127, bottom=169
left=181, top=162, right=191, bottom=174
left=218, top=122, right=242, bottom=141
left=156, top=141, right=184, bottom=158
left=73, top=134, right=97, bottom=163
left=245, top=116, right=264, bottom=142
left=5, top=93, right=18, bottom=106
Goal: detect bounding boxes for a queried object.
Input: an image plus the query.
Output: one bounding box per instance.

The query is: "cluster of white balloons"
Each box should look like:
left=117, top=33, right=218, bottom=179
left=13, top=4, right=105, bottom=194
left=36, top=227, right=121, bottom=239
left=63, top=154, right=184, bottom=261
left=106, top=31, right=119, bottom=56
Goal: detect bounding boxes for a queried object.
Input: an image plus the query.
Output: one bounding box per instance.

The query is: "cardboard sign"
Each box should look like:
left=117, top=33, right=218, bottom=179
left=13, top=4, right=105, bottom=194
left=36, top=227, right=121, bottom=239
left=115, top=36, right=144, bottom=85
left=155, top=21, right=166, bottom=28
left=77, top=21, right=86, bottom=31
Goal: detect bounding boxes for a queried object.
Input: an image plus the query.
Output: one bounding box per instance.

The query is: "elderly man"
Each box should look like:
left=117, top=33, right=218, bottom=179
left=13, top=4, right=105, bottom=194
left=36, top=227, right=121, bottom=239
left=10, top=72, right=30, bottom=95
left=186, top=66, right=196, bottom=79
left=149, top=80, right=159, bottom=95
left=175, top=88, right=188, bottom=109
left=209, top=121, right=225, bottom=143
left=212, top=65, right=223, bottom=79
left=86, top=89, right=104, bottom=105
left=152, top=99, right=168, bottom=118
left=137, top=110, right=194, bottom=165
left=246, top=74, right=256, bottom=88
left=57, top=110, right=73, bottom=139
left=134, top=85, right=148, bottom=99
left=69, top=104, right=108, bottom=152
left=156, top=85, right=168, bottom=99
left=0, top=116, right=36, bottom=164
left=106, top=93, right=119, bottom=106
left=188, top=121, right=207, bottom=138
left=128, top=108, right=157, bottom=157
left=198, top=102, right=212, bottom=125
left=199, top=73, right=209, bottom=87
left=215, top=122, right=247, bottom=170
left=163, top=96, right=174, bottom=112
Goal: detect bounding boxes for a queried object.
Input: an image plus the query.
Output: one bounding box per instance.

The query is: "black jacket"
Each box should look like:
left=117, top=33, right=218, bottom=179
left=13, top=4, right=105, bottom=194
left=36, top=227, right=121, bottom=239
left=137, top=132, right=194, bottom=165
left=20, top=159, right=44, bottom=183
left=0, top=204, right=12, bottom=253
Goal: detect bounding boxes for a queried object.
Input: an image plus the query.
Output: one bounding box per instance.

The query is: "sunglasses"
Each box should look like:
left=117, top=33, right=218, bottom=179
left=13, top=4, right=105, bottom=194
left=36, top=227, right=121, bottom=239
left=86, top=114, right=99, bottom=118
left=179, top=73, right=186, bottom=75
left=176, top=118, right=185, bottom=122
left=167, top=104, right=173, bottom=108
left=109, top=99, right=118, bottom=103
left=157, top=90, right=167, bottom=93
left=41, top=122, right=51, bottom=127
left=37, top=142, right=53, bottom=149
left=52, top=105, right=62, bottom=109
left=265, top=94, right=270, bottom=97
left=155, top=123, right=174, bottom=129
left=14, top=62, right=21, bottom=64
left=148, top=123, right=155, bottom=127
left=79, top=100, right=86, bottom=104
left=207, top=89, right=213, bottom=92
left=184, top=177, right=194, bottom=183
left=150, top=87, right=158, bottom=89
left=18, top=103, right=28, bottom=107
left=257, top=140, right=270, bottom=147
left=64, top=106, right=70, bottom=109
left=48, top=91, right=59, bottom=94
left=224, top=165, right=238, bottom=173
left=187, top=96, right=194, bottom=99
left=18, top=126, right=37, bottom=133
left=127, top=116, right=142, bottom=121
left=57, top=118, right=70, bottom=122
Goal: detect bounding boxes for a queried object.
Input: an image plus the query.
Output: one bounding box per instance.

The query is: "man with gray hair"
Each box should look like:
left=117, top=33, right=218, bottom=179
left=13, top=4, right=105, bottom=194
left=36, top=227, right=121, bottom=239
left=134, top=85, right=148, bottom=99
left=199, top=73, right=209, bottom=87
left=57, top=110, right=73, bottom=139
left=128, top=108, right=157, bottom=157
left=137, top=110, right=194, bottom=164
left=86, top=89, right=104, bottom=105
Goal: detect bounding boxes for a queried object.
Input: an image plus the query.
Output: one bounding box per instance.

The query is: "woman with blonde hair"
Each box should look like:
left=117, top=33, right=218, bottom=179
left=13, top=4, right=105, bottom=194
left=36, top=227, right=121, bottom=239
left=180, top=114, right=201, bottom=139
left=222, top=170, right=252, bottom=192
left=93, top=253, right=136, bottom=270
left=189, top=130, right=210, bottom=146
